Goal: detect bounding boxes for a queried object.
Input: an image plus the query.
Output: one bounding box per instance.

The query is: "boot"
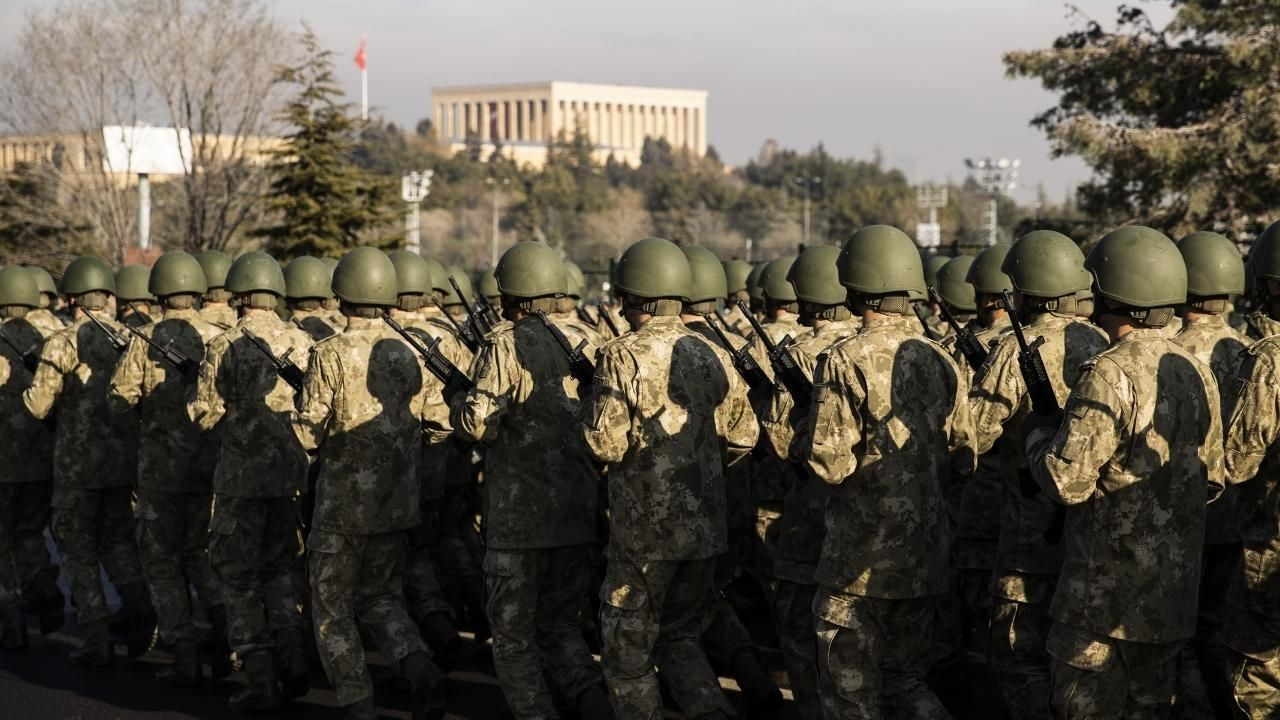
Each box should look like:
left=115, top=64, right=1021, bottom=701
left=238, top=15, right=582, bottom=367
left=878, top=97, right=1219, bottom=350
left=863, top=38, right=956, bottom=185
left=274, top=627, right=311, bottom=700
left=1, top=604, right=28, bottom=650
left=418, top=612, right=461, bottom=668
left=228, top=649, right=283, bottom=713
left=208, top=604, right=233, bottom=679
left=576, top=683, right=615, bottom=720
left=344, top=697, right=378, bottom=720
left=729, top=650, right=782, bottom=720
left=401, top=650, right=449, bottom=720
left=155, top=639, right=203, bottom=687
left=69, top=619, right=114, bottom=666
left=118, top=581, right=157, bottom=659
left=27, top=568, right=65, bottom=635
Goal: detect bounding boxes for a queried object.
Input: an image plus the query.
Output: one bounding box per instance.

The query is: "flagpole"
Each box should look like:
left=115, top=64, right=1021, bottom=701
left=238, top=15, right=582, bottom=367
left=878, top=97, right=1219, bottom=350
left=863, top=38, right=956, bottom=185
left=361, top=67, right=368, bottom=121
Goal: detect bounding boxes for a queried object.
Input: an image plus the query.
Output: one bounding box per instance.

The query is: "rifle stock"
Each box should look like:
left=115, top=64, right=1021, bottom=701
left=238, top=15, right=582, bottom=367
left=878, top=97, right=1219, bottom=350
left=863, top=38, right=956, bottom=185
left=928, top=286, right=989, bottom=370
left=533, top=311, right=595, bottom=385
left=242, top=329, right=306, bottom=392
left=734, top=300, right=813, bottom=406
left=703, top=313, right=770, bottom=393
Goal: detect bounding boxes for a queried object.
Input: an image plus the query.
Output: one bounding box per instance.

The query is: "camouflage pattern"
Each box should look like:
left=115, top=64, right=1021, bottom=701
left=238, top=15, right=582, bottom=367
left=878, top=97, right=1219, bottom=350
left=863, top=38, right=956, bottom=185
left=595, top=303, right=626, bottom=340
left=24, top=307, right=66, bottom=337
left=1243, top=309, right=1280, bottom=341
left=307, top=529, right=427, bottom=706
left=722, top=305, right=752, bottom=337
left=200, top=301, right=238, bottom=331
left=133, top=488, right=223, bottom=643
left=290, top=307, right=343, bottom=342
left=49, top=486, right=144, bottom=625
left=747, top=313, right=803, bottom=513
left=1046, top=622, right=1181, bottom=719
left=1228, top=653, right=1280, bottom=720
left=0, top=481, right=53, bottom=611
left=482, top=546, right=604, bottom=719
left=550, top=308, right=606, bottom=350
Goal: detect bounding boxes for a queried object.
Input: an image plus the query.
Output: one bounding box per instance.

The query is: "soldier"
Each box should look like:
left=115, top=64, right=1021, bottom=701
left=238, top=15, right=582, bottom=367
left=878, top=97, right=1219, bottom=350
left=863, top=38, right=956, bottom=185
left=478, top=267, right=501, bottom=307
left=24, top=266, right=67, bottom=335
left=187, top=252, right=314, bottom=712
left=968, top=230, right=1107, bottom=717
left=196, top=250, right=237, bottom=331
left=1221, top=219, right=1280, bottom=718
left=745, top=262, right=767, bottom=319
left=722, top=258, right=754, bottom=336
left=553, top=259, right=606, bottom=348
left=109, top=250, right=230, bottom=686
left=284, top=256, right=344, bottom=341
left=1023, top=226, right=1222, bottom=717
left=1170, top=231, right=1251, bottom=719
left=116, top=264, right=157, bottom=328
left=801, top=225, right=974, bottom=718
left=291, top=247, right=448, bottom=720
left=756, top=244, right=860, bottom=719
left=23, top=256, right=154, bottom=666
left=920, top=254, right=952, bottom=338
left=451, top=241, right=611, bottom=720
left=0, top=266, right=62, bottom=649
left=319, top=256, right=345, bottom=328
left=934, top=256, right=977, bottom=329
left=582, top=237, right=758, bottom=720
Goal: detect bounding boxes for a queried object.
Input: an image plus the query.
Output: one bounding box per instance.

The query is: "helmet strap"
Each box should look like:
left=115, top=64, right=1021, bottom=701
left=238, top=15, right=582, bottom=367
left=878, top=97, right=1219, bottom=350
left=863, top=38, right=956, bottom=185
left=289, top=299, right=322, bottom=311
left=162, top=294, right=198, bottom=310
left=341, top=302, right=384, bottom=319
left=800, top=302, right=850, bottom=322
left=684, top=300, right=718, bottom=315
left=504, top=296, right=559, bottom=315
left=72, top=291, right=110, bottom=311
left=205, top=288, right=232, bottom=303
left=1186, top=295, right=1228, bottom=314
left=1021, top=294, right=1077, bottom=320
left=238, top=292, right=278, bottom=311
left=851, top=292, right=909, bottom=315
left=0, top=306, right=30, bottom=319
left=397, top=294, right=427, bottom=312
left=624, top=295, right=681, bottom=316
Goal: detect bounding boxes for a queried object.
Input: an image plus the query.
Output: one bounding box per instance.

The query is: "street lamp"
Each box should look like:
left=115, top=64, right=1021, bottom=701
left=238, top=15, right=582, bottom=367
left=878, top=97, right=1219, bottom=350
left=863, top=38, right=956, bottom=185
left=485, top=177, right=511, bottom=267
left=794, top=175, right=821, bottom=246
left=401, top=170, right=433, bottom=254
left=964, top=157, right=1019, bottom=246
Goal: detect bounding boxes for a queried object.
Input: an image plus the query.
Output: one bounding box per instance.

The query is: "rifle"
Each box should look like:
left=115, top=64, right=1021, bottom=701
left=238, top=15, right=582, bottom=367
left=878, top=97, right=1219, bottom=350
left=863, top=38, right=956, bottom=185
left=83, top=310, right=130, bottom=354
left=433, top=299, right=481, bottom=354
left=0, top=327, right=39, bottom=373
left=449, top=276, right=492, bottom=344
left=703, top=313, right=770, bottom=393
left=241, top=329, right=306, bottom=393
left=383, top=314, right=474, bottom=397
left=928, top=286, right=989, bottom=371
left=575, top=305, right=596, bottom=327
left=119, top=320, right=200, bottom=376
left=913, top=302, right=943, bottom=341
left=532, top=311, right=595, bottom=385
left=597, top=303, right=621, bottom=338
left=476, top=295, right=502, bottom=329
left=736, top=300, right=812, bottom=406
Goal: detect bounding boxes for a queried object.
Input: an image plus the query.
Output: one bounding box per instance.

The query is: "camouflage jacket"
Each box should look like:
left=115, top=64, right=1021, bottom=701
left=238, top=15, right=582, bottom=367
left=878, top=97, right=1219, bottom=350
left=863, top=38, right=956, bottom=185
left=119, top=306, right=155, bottom=329
left=292, top=318, right=447, bottom=535
left=398, top=307, right=471, bottom=499
left=108, top=308, right=222, bottom=493
left=451, top=314, right=599, bottom=549
left=23, top=314, right=136, bottom=489
left=595, top=304, right=627, bottom=341
left=25, top=308, right=66, bottom=337
left=970, top=311, right=1108, bottom=585
left=0, top=316, right=53, bottom=484
left=805, top=313, right=975, bottom=599
left=290, top=308, right=343, bottom=342
left=187, top=310, right=313, bottom=498
left=200, top=302, right=238, bottom=331
left=1243, top=310, right=1280, bottom=341
left=748, top=314, right=802, bottom=508
left=1172, top=313, right=1251, bottom=545
left=1027, top=328, right=1223, bottom=643
left=582, top=315, right=758, bottom=561
left=550, top=309, right=606, bottom=351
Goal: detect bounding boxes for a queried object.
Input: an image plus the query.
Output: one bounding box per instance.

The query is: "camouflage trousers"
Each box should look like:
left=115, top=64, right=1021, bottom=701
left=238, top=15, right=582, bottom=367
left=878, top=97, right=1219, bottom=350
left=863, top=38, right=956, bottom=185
left=404, top=500, right=453, bottom=623
left=703, top=548, right=756, bottom=665
left=50, top=485, right=143, bottom=625
left=1225, top=647, right=1280, bottom=720
left=1047, top=621, right=1181, bottom=719
left=813, top=591, right=949, bottom=720
left=774, top=579, right=821, bottom=719
left=135, top=488, right=223, bottom=644
left=0, top=481, right=54, bottom=609
left=207, top=495, right=304, bottom=656
left=307, top=529, right=427, bottom=706
left=599, top=556, right=729, bottom=720
left=990, top=575, right=1056, bottom=719
left=484, top=544, right=604, bottom=719
left=1172, top=543, right=1241, bottom=720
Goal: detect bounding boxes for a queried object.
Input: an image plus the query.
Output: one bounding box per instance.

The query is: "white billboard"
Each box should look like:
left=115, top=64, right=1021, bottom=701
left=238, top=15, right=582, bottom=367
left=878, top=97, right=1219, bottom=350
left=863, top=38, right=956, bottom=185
left=916, top=222, right=941, bottom=248
left=102, top=125, right=192, bottom=175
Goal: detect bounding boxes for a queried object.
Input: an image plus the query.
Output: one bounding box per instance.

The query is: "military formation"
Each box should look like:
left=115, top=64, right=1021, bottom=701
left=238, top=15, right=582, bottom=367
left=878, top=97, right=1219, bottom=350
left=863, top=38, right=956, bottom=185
left=0, top=220, right=1279, bottom=720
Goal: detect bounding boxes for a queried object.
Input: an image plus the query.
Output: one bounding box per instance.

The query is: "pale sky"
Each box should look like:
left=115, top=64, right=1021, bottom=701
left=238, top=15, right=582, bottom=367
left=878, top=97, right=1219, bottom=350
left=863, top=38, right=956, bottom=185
left=1, top=0, right=1168, bottom=205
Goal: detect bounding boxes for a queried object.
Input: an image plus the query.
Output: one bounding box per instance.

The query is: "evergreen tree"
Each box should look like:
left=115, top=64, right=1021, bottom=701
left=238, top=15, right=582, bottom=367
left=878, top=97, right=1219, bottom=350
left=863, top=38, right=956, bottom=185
left=255, top=25, right=395, bottom=258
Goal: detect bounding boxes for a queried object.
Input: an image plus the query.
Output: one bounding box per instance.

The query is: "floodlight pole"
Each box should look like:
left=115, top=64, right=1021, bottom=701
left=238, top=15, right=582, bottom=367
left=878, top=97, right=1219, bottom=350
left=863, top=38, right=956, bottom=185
left=137, top=173, right=151, bottom=250
left=964, top=157, right=1020, bottom=245
left=486, top=177, right=510, bottom=267
left=794, top=176, right=821, bottom=246
left=401, top=170, right=433, bottom=254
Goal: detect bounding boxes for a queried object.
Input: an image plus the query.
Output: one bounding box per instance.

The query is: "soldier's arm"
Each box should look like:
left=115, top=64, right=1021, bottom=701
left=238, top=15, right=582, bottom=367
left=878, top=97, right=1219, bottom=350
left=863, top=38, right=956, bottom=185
left=580, top=343, right=634, bottom=465
left=1224, top=352, right=1280, bottom=485
left=968, top=338, right=1027, bottom=455
left=717, top=352, right=760, bottom=468
left=291, top=346, right=337, bottom=453
left=22, top=334, right=73, bottom=420
left=187, top=336, right=229, bottom=431
left=451, top=336, right=513, bottom=445
left=1025, top=362, right=1125, bottom=505
left=804, top=350, right=864, bottom=484
left=107, top=335, right=147, bottom=412
left=947, top=356, right=978, bottom=478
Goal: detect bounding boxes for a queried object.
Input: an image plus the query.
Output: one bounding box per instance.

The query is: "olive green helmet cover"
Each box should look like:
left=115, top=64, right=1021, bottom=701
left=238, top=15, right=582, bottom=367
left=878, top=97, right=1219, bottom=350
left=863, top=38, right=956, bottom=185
left=1086, top=225, right=1186, bottom=326
left=333, top=247, right=397, bottom=306
left=284, top=256, right=334, bottom=300
left=496, top=242, right=566, bottom=299
left=965, top=243, right=1014, bottom=295
left=149, top=250, right=208, bottom=297
left=27, top=266, right=56, bottom=298
left=478, top=269, right=500, bottom=299
left=386, top=250, right=432, bottom=297
left=723, top=259, right=752, bottom=295
left=837, top=225, right=926, bottom=297
left=1001, top=230, right=1089, bottom=298
left=0, top=266, right=40, bottom=307
left=1178, top=231, right=1244, bottom=298
left=115, top=264, right=155, bottom=303
left=923, top=254, right=950, bottom=290
left=61, top=256, right=117, bottom=296
left=746, top=263, right=767, bottom=302
left=443, top=265, right=474, bottom=305
left=196, top=250, right=232, bottom=289
left=788, top=245, right=846, bottom=306
left=682, top=246, right=728, bottom=304
left=614, top=237, right=691, bottom=301
left=760, top=257, right=798, bottom=303
left=227, top=251, right=286, bottom=296
left=935, top=256, right=977, bottom=312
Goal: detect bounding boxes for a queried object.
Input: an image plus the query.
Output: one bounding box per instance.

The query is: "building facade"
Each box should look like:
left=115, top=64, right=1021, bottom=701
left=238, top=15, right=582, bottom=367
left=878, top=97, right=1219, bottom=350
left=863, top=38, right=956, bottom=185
left=432, top=81, right=708, bottom=167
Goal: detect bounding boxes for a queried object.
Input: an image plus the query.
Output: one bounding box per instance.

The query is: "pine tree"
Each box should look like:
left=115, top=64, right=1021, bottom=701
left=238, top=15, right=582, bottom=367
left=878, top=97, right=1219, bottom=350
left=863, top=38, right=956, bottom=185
left=255, top=25, right=395, bottom=258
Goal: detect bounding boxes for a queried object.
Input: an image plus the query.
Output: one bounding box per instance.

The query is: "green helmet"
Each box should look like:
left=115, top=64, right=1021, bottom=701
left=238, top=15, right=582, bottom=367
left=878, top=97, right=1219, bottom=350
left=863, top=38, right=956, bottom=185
left=787, top=245, right=846, bottom=306
left=496, top=241, right=565, bottom=298
left=1178, top=231, right=1244, bottom=297
left=0, top=266, right=40, bottom=307
left=746, top=263, right=767, bottom=302
left=320, top=256, right=339, bottom=273
left=227, top=251, right=286, bottom=296
left=760, top=257, right=798, bottom=303
left=723, top=259, right=752, bottom=295
left=60, top=256, right=117, bottom=296
left=614, top=237, right=691, bottom=300
left=115, top=264, right=155, bottom=303
left=478, top=269, right=500, bottom=299
left=936, top=256, right=977, bottom=312
left=443, top=266, right=474, bottom=305
left=1086, top=226, right=1186, bottom=308
left=26, top=266, right=56, bottom=298
left=923, top=255, right=950, bottom=289
left=1001, top=230, right=1089, bottom=298
left=422, top=256, right=450, bottom=295
left=387, top=250, right=432, bottom=297
left=682, top=246, right=728, bottom=303
left=333, top=247, right=397, bottom=306
left=195, top=249, right=232, bottom=289
left=284, top=256, right=334, bottom=300
left=563, top=260, right=586, bottom=299
left=965, top=243, right=1013, bottom=295
left=837, top=225, right=926, bottom=296
left=149, top=250, right=208, bottom=297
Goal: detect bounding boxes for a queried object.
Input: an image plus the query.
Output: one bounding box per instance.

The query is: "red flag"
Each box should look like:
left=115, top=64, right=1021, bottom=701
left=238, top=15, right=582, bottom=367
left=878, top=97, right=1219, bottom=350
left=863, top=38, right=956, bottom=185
left=354, top=35, right=367, bottom=71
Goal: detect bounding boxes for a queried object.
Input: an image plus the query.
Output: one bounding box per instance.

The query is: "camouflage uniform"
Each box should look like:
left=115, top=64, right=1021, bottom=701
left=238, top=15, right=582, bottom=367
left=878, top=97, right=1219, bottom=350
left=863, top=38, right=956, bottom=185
left=804, top=313, right=974, bottom=719
left=722, top=305, right=753, bottom=338
left=757, top=316, right=859, bottom=719
left=1222, top=334, right=1280, bottom=718
left=24, top=314, right=144, bottom=627
left=1024, top=328, right=1223, bottom=717
left=24, top=307, right=66, bottom=337
left=451, top=313, right=604, bottom=718
left=969, top=311, right=1107, bottom=717
left=187, top=310, right=313, bottom=657
left=291, top=317, right=443, bottom=706
left=109, top=307, right=225, bottom=645
left=582, top=315, right=758, bottom=720
left=290, top=307, right=343, bottom=342
left=1243, top=309, right=1280, bottom=341
left=551, top=308, right=606, bottom=350
left=200, top=301, right=238, bottom=332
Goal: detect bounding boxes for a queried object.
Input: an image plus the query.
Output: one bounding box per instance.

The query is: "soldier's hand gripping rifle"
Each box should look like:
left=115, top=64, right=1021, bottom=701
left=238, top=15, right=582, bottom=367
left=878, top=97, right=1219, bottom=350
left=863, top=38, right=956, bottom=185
left=703, top=312, right=770, bottom=394
left=119, top=320, right=200, bottom=377
left=433, top=299, right=481, bottom=354
left=383, top=314, right=474, bottom=400
left=83, top=310, right=131, bottom=354
left=241, top=329, right=306, bottom=392
left=0, top=327, right=39, bottom=373
left=449, top=275, right=494, bottom=339
left=929, top=286, right=989, bottom=371
left=736, top=300, right=813, bottom=407
left=533, top=310, right=595, bottom=385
